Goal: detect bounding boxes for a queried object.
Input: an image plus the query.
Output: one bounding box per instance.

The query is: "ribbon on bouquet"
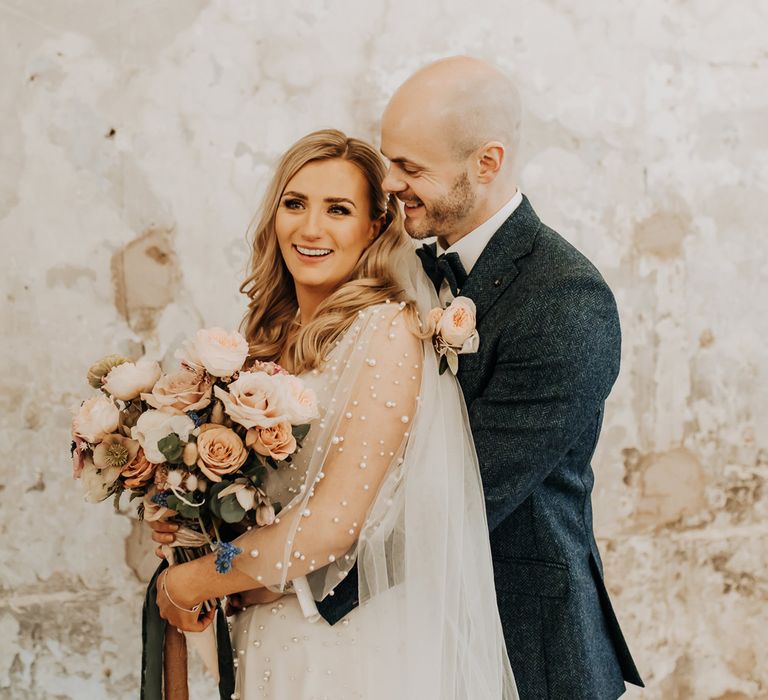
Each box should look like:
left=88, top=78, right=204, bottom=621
left=140, top=531, right=236, bottom=700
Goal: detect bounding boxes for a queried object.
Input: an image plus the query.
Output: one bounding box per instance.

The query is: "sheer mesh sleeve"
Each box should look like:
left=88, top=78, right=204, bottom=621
left=231, top=303, right=422, bottom=591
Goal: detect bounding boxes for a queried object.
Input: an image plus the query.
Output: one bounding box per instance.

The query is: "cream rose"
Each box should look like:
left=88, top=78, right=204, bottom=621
left=246, top=421, right=297, bottom=461
left=214, top=371, right=287, bottom=429
left=80, top=458, right=121, bottom=503
left=72, top=395, right=120, bottom=444
left=103, top=359, right=161, bottom=401
left=142, top=368, right=213, bottom=414
left=438, top=297, right=478, bottom=348
left=188, top=327, right=249, bottom=378
left=278, top=375, right=319, bottom=425
left=195, top=423, right=248, bottom=482
left=424, top=307, right=445, bottom=336
left=130, top=410, right=196, bottom=464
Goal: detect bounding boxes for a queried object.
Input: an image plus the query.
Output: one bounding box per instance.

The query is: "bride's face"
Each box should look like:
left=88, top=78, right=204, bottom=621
left=275, top=158, right=382, bottom=296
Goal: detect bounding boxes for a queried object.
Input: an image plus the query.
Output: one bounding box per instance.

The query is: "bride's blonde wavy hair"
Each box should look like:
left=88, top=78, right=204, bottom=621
left=239, top=129, right=419, bottom=373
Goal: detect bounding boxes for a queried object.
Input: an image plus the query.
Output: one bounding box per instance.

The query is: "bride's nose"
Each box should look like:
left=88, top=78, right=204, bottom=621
left=298, top=207, right=326, bottom=240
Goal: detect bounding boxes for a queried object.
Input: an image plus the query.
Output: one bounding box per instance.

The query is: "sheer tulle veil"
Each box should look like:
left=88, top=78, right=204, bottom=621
left=236, top=248, right=518, bottom=698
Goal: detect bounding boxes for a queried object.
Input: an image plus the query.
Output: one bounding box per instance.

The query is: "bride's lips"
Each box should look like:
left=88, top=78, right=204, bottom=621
left=293, top=244, right=334, bottom=262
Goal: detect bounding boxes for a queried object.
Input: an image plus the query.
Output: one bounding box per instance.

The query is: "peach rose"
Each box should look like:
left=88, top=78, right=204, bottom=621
left=72, top=395, right=120, bottom=444
left=213, top=371, right=287, bottom=429
left=142, top=368, right=213, bottom=414
left=121, top=448, right=156, bottom=488
left=438, top=296, right=479, bottom=350
left=180, top=327, right=249, bottom=378
left=278, top=375, right=319, bottom=425
left=246, top=421, right=297, bottom=461
left=103, top=359, right=161, bottom=401
left=195, top=423, right=248, bottom=482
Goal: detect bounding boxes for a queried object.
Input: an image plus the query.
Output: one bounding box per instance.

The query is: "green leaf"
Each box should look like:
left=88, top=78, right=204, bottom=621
left=207, top=481, right=231, bottom=519
left=292, top=423, right=311, bottom=444
left=165, top=491, right=203, bottom=519
left=219, top=494, right=246, bottom=523
left=438, top=354, right=449, bottom=375
left=112, top=485, right=124, bottom=512
left=158, top=433, right=184, bottom=464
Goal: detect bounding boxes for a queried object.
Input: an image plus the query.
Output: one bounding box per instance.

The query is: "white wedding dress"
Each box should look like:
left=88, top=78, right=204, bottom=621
left=228, top=257, right=517, bottom=700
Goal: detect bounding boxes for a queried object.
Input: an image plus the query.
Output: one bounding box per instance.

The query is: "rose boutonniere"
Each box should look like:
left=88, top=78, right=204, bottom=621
left=426, top=296, right=480, bottom=375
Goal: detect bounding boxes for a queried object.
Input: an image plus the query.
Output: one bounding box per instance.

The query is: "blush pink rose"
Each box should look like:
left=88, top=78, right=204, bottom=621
left=438, top=297, right=478, bottom=348
left=179, top=328, right=249, bottom=378
left=72, top=395, right=120, bottom=444
left=277, top=375, right=319, bottom=425
left=142, top=368, right=213, bottom=414
left=214, top=371, right=287, bottom=429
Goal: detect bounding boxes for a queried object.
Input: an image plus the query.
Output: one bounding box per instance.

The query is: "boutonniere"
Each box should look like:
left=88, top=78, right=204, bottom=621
left=425, top=296, right=480, bottom=375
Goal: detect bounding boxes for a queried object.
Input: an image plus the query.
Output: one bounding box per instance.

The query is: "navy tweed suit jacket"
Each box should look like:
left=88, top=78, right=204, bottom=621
left=317, top=196, right=643, bottom=699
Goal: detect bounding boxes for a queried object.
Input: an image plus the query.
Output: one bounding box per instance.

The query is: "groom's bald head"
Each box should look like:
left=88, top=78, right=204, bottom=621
left=383, top=56, right=521, bottom=164
left=381, top=56, right=521, bottom=244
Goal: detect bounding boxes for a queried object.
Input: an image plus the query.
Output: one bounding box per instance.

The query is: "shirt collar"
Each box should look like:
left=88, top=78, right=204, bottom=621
left=439, top=189, right=523, bottom=275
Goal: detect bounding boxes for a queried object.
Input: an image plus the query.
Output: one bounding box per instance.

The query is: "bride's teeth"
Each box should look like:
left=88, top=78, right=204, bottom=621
left=296, top=246, right=332, bottom=257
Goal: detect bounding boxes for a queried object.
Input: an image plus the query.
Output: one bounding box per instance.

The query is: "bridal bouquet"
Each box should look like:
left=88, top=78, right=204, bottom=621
left=70, top=328, right=318, bottom=696
left=71, top=327, right=317, bottom=569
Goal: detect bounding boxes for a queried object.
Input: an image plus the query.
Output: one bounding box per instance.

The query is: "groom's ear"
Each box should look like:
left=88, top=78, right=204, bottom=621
left=475, top=141, right=505, bottom=183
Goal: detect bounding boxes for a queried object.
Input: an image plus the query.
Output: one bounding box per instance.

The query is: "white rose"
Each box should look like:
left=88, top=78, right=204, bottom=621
left=190, top=327, right=249, bottom=378
left=213, top=371, right=288, bottom=429
left=438, top=296, right=478, bottom=347
left=103, top=359, right=162, bottom=401
left=72, top=395, right=120, bottom=443
left=278, top=375, right=319, bottom=425
left=130, top=410, right=196, bottom=464
left=80, top=458, right=121, bottom=503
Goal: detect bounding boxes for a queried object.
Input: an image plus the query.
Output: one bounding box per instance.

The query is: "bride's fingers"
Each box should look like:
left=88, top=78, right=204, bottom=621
left=148, top=521, right=179, bottom=533
left=154, top=546, right=166, bottom=559
left=152, top=531, right=176, bottom=545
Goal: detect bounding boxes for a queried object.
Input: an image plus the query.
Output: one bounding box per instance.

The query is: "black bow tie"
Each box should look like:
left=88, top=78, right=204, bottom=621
left=416, top=243, right=468, bottom=297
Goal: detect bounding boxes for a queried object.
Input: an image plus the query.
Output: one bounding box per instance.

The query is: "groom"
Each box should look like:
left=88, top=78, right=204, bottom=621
left=318, top=57, right=644, bottom=698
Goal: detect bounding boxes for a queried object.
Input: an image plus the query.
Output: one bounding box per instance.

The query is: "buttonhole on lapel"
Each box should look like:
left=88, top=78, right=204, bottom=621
left=493, top=278, right=502, bottom=287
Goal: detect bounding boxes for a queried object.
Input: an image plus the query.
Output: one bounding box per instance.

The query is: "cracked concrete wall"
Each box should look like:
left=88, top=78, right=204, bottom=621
left=1, top=1, right=766, bottom=698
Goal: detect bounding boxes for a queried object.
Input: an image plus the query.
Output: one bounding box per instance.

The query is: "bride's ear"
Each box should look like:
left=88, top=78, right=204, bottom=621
left=369, top=214, right=386, bottom=242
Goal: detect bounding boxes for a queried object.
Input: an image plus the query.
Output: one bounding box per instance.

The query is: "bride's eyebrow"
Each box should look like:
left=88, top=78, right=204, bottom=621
left=282, top=191, right=357, bottom=209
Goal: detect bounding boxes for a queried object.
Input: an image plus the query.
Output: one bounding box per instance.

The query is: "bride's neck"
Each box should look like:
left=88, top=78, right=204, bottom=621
left=294, top=284, right=325, bottom=324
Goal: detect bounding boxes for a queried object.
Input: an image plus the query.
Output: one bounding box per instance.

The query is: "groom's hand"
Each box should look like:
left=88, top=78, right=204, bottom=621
left=147, top=520, right=179, bottom=558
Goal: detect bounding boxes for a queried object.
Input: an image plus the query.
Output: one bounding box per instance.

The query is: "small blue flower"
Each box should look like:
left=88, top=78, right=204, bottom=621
left=186, top=410, right=204, bottom=428
left=215, top=541, right=242, bottom=574
left=151, top=491, right=170, bottom=507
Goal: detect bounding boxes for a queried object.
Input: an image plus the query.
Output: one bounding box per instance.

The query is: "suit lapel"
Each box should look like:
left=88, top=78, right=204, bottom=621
left=459, top=195, right=541, bottom=323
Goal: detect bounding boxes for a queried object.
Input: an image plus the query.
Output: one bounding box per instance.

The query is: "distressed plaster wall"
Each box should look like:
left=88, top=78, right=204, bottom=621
left=1, top=1, right=766, bottom=698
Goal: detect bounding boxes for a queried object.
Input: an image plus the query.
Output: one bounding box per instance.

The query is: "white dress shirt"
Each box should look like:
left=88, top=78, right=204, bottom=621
left=438, top=189, right=523, bottom=305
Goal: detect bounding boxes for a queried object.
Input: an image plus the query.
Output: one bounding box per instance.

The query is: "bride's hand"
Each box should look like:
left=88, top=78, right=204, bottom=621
left=156, top=568, right=216, bottom=632
left=147, top=520, right=179, bottom=559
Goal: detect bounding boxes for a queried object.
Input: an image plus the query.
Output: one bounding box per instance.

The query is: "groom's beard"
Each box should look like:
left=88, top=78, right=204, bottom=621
left=404, top=171, right=476, bottom=240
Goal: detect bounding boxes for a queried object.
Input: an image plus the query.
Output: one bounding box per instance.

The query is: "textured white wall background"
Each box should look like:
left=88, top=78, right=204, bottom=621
left=1, top=1, right=766, bottom=698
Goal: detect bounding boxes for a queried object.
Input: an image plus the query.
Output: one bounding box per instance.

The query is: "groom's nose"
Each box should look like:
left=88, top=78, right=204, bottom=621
left=382, top=167, right=406, bottom=193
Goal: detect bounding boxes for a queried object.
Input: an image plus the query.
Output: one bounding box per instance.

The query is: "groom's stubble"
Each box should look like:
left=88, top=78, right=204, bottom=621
left=404, top=170, right=477, bottom=242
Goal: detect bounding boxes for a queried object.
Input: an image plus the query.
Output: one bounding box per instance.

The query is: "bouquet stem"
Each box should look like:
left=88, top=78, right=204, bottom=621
left=163, top=627, right=189, bottom=700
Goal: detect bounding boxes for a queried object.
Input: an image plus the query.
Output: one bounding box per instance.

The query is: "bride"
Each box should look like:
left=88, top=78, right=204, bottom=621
left=151, top=129, right=517, bottom=699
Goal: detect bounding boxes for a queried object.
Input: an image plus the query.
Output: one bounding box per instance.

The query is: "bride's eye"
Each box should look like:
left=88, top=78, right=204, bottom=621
left=328, top=205, right=351, bottom=216
left=283, top=198, right=304, bottom=210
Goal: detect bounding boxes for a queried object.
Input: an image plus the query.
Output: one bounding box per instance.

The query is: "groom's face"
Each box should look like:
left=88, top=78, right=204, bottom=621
left=380, top=120, right=477, bottom=243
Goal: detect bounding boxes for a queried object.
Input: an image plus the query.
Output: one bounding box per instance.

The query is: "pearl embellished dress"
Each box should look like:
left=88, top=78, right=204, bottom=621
left=229, top=304, right=417, bottom=699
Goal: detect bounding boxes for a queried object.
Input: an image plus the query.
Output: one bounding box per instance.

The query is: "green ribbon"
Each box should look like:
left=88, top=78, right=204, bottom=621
left=140, top=560, right=236, bottom=700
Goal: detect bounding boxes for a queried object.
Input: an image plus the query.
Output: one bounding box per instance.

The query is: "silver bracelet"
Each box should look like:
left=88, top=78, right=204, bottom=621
left=161, top=571, right=201, bottom=614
